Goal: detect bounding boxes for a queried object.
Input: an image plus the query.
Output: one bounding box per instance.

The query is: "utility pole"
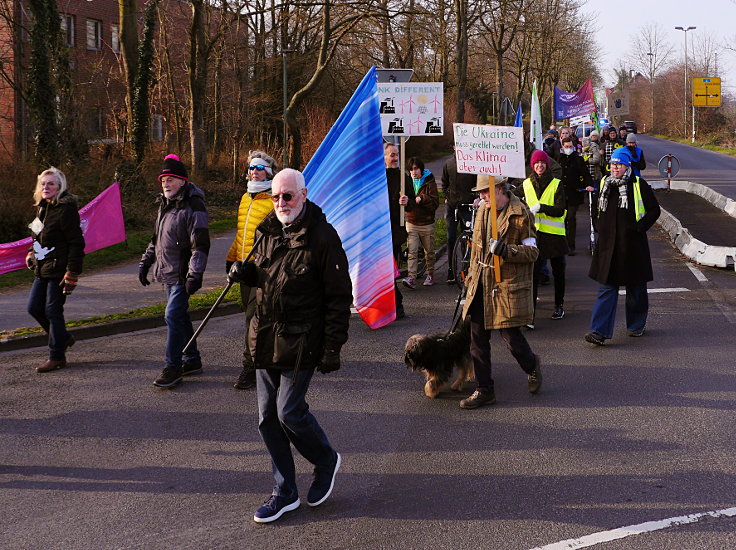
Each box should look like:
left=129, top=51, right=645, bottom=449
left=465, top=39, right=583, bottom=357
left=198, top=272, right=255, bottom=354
left=675, top=26, right=696, bottom=140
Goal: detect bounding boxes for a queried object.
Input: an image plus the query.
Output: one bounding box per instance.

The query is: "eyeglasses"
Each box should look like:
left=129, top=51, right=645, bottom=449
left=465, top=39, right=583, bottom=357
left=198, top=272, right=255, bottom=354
left=249, top=164, right=266, bottom=171
left=271, top=192, right=295, bottom=203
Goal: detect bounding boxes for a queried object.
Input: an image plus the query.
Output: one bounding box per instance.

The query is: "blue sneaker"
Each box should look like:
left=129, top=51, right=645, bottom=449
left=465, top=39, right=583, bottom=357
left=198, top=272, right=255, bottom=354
left=307, top=452, right=341, bottom=507
left=253, top=494, right=300, bottom=523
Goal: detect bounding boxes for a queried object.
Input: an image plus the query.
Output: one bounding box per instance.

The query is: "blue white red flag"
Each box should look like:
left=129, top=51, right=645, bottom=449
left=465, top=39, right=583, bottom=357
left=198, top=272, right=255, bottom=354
left=303, top=66, right=395, bottom=329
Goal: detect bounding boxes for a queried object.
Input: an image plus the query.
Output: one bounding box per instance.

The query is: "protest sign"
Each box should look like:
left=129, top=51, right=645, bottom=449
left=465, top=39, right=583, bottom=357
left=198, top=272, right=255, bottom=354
left=452, top=123, right=526, bottom=179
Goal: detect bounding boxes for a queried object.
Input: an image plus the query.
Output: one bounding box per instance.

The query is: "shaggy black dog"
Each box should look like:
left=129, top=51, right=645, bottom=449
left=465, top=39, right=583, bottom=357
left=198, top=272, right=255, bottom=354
left=404, top=319, right=473, bottom=398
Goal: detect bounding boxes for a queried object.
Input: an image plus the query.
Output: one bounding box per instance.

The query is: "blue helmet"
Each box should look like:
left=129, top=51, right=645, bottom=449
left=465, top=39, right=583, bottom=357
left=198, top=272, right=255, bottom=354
left=610, top=147, right=631, bottom=166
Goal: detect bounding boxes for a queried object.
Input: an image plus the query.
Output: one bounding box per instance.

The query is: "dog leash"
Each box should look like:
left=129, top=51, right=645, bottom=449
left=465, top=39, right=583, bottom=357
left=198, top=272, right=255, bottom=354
left=448, top=285, right=466, bottom=334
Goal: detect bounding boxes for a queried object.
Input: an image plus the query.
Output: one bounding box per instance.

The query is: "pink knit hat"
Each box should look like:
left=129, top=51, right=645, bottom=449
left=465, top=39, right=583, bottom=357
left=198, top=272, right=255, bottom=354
left=530, top=149, right=550, bottom=169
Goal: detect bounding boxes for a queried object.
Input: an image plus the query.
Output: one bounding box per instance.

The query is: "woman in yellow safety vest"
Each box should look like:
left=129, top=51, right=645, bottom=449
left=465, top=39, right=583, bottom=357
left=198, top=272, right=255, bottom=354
left=519, top=149, right=569, bottom=326
left=226, top=151, right=278, bottom=389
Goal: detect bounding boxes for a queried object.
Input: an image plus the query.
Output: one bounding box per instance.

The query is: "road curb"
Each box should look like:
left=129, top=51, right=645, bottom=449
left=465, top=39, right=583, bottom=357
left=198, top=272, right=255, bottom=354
left=0, top=301, right=242, bottom=353
left=652, top=180, right=736, bottom=270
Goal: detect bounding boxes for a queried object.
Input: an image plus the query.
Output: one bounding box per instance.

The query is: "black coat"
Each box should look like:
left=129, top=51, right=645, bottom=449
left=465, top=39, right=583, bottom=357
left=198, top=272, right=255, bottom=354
left=386, top=167, right=414, bottom=249
left=248, top=201, right=353, bottom=371
left=588, top=175, right=660, bottom=286
left=441, top=157, right=476, bottom=207
left=28, top=191, right=85, bottom=279
left=559, top=151, right=593, bottom=207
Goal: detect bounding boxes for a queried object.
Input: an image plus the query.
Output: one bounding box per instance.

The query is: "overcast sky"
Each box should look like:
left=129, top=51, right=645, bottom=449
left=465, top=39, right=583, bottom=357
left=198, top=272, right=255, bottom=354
left=578, top=0, right=736, bottom=91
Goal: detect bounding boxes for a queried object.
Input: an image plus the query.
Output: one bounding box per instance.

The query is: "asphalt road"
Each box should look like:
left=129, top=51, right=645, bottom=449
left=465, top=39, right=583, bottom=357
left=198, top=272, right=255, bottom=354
left=634, top=134, right=736, bottom=200
left=2, top=203, right=735, bottom=549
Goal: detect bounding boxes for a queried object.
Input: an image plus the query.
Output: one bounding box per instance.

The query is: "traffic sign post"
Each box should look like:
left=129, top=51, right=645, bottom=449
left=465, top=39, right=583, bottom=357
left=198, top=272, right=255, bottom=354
left=692, top=77, right=721, bottom=107
left=658, top=154, right=680, bottom=191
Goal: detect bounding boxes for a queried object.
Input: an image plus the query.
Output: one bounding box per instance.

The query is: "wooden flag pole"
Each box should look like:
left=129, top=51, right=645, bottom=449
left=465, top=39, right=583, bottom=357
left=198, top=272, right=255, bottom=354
left=487, top=177, right=502, bottom=283
left=400, top=136, right=406, bottom=226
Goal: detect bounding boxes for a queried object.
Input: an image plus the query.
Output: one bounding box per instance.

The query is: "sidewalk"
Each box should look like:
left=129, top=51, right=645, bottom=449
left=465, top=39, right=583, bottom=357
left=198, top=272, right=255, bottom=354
left=0, top=229, right=238, bottom=333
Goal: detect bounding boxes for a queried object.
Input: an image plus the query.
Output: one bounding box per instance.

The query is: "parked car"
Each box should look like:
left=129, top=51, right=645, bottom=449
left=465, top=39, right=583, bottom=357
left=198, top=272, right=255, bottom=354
left=574, top=123, right=595, bottom=139
left=624, top=120, right=637, bottom=134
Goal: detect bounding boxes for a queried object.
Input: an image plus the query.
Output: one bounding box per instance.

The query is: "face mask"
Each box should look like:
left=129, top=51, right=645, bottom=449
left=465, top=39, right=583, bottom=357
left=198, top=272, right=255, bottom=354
left=562, top=148, right=574, bottom=155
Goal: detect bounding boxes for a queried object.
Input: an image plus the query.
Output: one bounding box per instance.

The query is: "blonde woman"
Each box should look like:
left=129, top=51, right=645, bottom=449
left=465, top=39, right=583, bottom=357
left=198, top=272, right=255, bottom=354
left=226, top=151, right=278, bottom=389
left=26, top=167, right=85, bottom=373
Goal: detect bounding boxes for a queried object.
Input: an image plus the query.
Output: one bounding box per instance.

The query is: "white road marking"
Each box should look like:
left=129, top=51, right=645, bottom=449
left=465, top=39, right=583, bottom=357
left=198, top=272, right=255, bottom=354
left=528, top=507, right=736, bottom=550
left=617, top=287, right=689, bottom=295
left=687, top=263, right=709, bottom=282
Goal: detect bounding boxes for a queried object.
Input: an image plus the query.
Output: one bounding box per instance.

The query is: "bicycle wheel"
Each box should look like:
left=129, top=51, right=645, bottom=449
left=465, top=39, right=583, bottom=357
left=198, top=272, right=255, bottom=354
left=451, top=237, right=469, bottom=289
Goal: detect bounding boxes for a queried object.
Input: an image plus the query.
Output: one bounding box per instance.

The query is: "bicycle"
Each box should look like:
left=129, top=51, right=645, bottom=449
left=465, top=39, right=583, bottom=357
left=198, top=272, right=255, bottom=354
left=450, top=203, right=477, bottom=290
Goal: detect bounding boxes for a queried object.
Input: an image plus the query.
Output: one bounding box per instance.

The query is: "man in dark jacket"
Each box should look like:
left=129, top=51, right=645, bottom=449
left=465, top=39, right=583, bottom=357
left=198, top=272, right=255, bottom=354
left=228, top=168, right=352, bottom=524
left=584, top=148, right=660, bottom=345
left=559, top=136, right=593, bottom=255
left=139, top=154, right=210, bottom=388
left=384, top=142, right=413, bottom=318
left=442, top=150, right=477, bottom=283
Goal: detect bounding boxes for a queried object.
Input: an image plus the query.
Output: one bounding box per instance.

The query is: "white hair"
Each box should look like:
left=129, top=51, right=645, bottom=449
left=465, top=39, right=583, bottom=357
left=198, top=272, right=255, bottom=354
left=275, top=167, right=306, bottom=191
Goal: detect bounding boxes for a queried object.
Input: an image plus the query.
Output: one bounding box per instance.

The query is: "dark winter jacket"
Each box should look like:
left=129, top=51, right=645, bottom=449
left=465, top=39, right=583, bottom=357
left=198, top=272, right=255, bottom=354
left=28, top=191, right=85, bottom=279
left=441, top=157, right=477, bottom=207
left=141, top=182, right=210, bottom=285
left=247, top=200, right=353, bottom=372
left=405, top=170, right=439, bottom=226
left=386, top=167, right=414, bottom=249
left=559, top=150, right=593, bottom=207
left=589, top=174, right=660, bottom=286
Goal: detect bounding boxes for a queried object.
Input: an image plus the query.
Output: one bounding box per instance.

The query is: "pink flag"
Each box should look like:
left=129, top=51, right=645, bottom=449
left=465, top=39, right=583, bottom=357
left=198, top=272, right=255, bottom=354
left=0, top=182, right=126, bottom=275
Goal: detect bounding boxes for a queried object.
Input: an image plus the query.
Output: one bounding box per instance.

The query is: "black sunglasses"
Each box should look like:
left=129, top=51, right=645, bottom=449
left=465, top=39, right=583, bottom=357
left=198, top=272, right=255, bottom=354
left=249, top=164, right=266, bottom=171
left=271, top=192, right=295, bottom=203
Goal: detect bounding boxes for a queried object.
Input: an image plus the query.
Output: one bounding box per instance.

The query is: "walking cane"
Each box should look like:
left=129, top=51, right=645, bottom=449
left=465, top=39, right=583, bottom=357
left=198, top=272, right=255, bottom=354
left=182, top=233, right=264, bottom=354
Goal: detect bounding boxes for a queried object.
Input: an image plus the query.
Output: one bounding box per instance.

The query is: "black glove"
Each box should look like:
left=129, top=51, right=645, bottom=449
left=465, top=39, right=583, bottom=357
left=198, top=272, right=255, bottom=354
left=185, top=273, right=203, bottom=295
left=228, top=260, right=257, bottom=286
left=138, top=261, right=151, bottom=286
left=317, top=349, right=341, bottom=374
left=490, top=238, right=508, bottom=259
left=226, top=261, right=233, bottom=274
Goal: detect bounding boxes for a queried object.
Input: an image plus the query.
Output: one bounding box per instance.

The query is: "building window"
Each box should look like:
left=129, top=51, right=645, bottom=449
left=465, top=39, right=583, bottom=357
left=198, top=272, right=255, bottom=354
left=111, top=23, right=120, bottom=53
left=86, top=19, right=102, bottom=50
left=151, top=114, right=163, bottom=142
left=60, top=14, right=75, bottom=47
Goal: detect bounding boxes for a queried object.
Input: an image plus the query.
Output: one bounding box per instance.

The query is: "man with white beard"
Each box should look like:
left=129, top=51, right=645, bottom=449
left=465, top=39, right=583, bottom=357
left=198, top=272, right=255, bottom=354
left=228, top=168, right=353, bottom=524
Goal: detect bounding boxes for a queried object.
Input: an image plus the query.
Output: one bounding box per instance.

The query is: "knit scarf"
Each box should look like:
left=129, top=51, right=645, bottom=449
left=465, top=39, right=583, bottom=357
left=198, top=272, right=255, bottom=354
left=598, top=169, right=631, bottom=213
left=247, top=179, right=272, bottom=194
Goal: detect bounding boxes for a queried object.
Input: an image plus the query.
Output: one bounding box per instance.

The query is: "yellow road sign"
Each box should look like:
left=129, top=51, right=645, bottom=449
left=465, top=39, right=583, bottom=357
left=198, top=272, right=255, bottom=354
left=693, top=77, right=721, bottom=107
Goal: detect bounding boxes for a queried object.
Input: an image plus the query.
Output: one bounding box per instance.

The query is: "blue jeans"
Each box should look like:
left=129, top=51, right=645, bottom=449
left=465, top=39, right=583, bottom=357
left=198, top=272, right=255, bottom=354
left=164, top=284, right=199, bottom=369
left=257, top=368, right=335, bottom=499
left=27, top=277, right=70, bottom=361
left=445, top=203, right=472, bottom=269
left=589, top=282, right=649, bottom=338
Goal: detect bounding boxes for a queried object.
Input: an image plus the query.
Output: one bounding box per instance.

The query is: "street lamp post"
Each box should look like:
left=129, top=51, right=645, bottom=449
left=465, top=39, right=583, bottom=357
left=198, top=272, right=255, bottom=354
left=647, top=52, right=654, bottom=133
left=282, top=49, right=295, bottom=168
left=675, top=26, right=696, bottom=140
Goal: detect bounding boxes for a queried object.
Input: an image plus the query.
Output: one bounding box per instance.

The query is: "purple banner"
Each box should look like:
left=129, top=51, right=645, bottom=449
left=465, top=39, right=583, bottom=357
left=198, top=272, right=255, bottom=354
left=554, top=78, right=595, bottom=120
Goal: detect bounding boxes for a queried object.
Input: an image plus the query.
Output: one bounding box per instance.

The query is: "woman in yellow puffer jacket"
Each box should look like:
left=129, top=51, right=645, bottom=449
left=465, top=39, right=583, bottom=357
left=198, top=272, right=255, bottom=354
left=227, top=150, right=278, bottom=389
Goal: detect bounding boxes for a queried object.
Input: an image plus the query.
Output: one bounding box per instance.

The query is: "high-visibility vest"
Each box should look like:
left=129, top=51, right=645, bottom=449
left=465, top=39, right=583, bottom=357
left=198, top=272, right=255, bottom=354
left=599, top=176, right=646, bottom=221
left=522, top=178, right=566, bottom=235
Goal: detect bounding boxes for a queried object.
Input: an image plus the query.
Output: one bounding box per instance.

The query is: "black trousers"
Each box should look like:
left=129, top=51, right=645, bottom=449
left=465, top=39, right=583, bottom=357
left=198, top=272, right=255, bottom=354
left=533, top=255, right=566, bottom=310
left=468, top=290, right=536, bottom=394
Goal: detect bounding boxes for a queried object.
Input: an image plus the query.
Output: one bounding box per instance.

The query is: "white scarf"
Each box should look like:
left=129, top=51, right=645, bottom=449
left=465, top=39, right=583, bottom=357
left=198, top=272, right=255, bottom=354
left=247, top=180, right=272, bottom=194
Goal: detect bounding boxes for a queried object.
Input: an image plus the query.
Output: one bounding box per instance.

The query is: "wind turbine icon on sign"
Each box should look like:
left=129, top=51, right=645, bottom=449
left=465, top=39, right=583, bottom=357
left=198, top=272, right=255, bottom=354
left=429, top=95, right=441, bottom=113
left=410, top=115, right=423, bottom=134
left=400, top=95, right=416, bottom=114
